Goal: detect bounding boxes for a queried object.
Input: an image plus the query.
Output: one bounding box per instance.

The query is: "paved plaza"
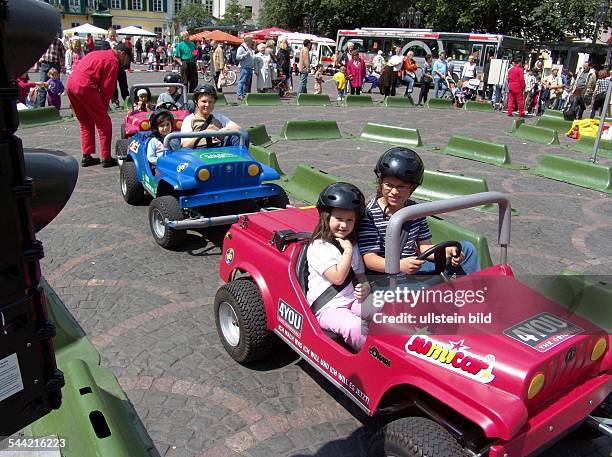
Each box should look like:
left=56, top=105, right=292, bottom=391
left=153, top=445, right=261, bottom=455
left=19, top=70, right=612, bottom=456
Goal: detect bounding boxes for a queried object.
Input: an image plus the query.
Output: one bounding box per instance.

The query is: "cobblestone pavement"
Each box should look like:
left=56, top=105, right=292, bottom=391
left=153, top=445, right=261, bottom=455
left=19, top=70, right=611, bottom=456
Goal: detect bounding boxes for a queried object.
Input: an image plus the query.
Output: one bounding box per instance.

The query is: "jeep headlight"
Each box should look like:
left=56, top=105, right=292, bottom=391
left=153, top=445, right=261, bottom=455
left=527, top=373, right=545, bottom=399
left=248, top=164, right=260, bottom=176
left=140, top=120, right=150, bottom=130
left=198, top=168, right=210, bottom=181
left=591, top=337, right=607, bottom=361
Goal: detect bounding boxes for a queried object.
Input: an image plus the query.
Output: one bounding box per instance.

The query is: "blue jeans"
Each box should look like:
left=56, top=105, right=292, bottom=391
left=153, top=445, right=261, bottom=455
left=299, top=72, right=308, bottom=93
left=222, top=128, right=250, bottom=149
left=403, top=75, right=415, bottom=96
left=433, top=77, right=447, bottom=98
left=419, top=241, right=480, bottom=276
left=36, top=61, right=61, bottom=107
left=237, top=66, right=252, bottom=97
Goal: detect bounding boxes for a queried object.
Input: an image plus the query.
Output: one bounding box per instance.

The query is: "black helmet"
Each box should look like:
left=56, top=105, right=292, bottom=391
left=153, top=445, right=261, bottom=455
left=193, top=84, right=218, bottom=102
left=164, top=73, right=181, bottom=84
left=317, top=182, right=365, bottom=217
left=374, top=147, right=424, bottom=185
left=149, top=108, right=174, bottom=131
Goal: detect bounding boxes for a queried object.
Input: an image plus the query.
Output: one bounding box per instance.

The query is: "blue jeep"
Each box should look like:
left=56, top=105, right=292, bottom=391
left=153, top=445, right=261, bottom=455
left=119, top=130, right=289, bottom=248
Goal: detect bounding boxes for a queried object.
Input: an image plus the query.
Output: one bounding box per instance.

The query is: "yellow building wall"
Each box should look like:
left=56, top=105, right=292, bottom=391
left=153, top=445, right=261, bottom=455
left=61, top=13, right=94, bottom=30
left=110, top=9, right=167, bottom=32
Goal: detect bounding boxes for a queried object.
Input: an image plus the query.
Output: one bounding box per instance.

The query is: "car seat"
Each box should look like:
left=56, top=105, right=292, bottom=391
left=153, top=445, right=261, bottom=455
left=295, top=243, right=357, bottom=352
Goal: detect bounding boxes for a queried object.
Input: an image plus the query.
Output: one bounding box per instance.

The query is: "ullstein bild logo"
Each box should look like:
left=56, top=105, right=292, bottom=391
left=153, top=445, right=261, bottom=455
left=405, top=335, right=495, bottom=384
left=277, top=299, right=303, bottom=337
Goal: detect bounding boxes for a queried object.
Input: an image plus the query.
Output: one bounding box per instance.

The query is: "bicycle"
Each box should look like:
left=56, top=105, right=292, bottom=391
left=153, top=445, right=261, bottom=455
left=202, top=65, right=237, bottom=87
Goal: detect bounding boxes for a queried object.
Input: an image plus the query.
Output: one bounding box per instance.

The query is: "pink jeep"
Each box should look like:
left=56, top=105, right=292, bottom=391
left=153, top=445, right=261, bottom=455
left=215, top=192, right=611, bottom=456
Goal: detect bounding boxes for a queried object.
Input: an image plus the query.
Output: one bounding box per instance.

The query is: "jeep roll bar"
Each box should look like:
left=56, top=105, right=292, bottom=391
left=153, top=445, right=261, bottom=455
left=163, top=130, right=247, bottom=149
left=129, top=83, right=188, bottom=107
left=384, top=192, right=511, bottom=274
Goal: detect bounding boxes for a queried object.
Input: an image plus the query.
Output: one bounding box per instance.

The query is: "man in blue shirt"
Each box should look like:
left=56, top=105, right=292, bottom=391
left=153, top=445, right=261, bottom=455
left=236, top=36, right=254, bottom=100
left=432, top=52, right=449, bottom=99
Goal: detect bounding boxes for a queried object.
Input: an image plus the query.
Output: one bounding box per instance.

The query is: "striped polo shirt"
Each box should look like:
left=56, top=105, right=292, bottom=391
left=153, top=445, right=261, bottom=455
left=358, top=198, right=431, bottom=258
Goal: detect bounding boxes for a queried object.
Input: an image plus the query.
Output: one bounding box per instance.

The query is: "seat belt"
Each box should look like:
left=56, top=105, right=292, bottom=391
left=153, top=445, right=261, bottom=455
left=311, top=240, right=357, bottom=315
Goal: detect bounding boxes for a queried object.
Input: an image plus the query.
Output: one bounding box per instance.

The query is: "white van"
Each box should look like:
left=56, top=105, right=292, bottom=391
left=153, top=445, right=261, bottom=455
left=278, top=33, right=336, bottom=73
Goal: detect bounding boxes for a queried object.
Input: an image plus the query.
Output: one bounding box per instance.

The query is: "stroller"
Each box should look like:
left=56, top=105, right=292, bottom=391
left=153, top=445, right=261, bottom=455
left=442, top=73, right=459, bottom=100
left=273, top=70, right=291, bottom=98
left=462, top=78, right=481, bottom=101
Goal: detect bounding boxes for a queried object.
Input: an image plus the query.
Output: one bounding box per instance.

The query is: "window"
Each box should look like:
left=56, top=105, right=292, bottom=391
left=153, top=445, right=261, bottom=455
left=111, top=0, right=121, bottom=8
left=87, top=0, right=94, bottom=7
left=132, top=0, right=143, bottom=10
left=244, top=5, right=252, bottom=15
left=69, top=0, right=80, bottom=7
left=112, top=24, right=121, bottom=30
left=203, top=0, right=212, bottom=14
left=471, top=44, right=483, bottom=65
left=71, top=22, right=81, bottom=27
left=154, top=27, right=163, bottom=35
left=152, top=0, right=163, bottom=11
left=174, top=0, right=182, bottom=12
left=444, top=41, right=470, bottom=61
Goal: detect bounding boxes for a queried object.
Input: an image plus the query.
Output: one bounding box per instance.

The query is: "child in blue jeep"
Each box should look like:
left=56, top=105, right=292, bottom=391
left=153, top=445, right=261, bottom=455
left=146, top=109, right=181, bottom=166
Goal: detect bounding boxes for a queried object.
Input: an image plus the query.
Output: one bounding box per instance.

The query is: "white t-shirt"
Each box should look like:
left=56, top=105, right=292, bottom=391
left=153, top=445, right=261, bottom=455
left=306, top=239, right=365, bottom=314
left=146, top=136, right=180, bottom=164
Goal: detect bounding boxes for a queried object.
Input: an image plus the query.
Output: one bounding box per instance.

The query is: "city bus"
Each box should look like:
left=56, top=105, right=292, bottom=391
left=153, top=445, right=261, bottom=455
left=336, top=28, right=526, bottom=77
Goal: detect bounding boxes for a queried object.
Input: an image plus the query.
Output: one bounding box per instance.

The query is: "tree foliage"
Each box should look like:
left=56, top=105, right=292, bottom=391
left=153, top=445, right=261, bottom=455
left=176, top=3, right=214, bottom=33
left=219, top=0, right=253, bottom=26
left=260, top=0, right=599, bottom=45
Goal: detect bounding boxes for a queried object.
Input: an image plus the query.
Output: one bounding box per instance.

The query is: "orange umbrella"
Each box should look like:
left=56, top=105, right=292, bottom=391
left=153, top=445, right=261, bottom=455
left=189, top=30, right=243, bottom=45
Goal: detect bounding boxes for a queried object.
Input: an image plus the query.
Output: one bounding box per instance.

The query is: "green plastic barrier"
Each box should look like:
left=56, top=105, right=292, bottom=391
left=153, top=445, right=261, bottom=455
left=413, top=170, right=519, bottom=215
left=296, top=93, right=332, bottom=106
left=442, top=135, right=528, bottom=169
left=245, top=93, right=282, bottom=106
left=278, top=164, right=341, bottom=203
left=542, top=109, right=564, bottom=119
left=428, top=216, right=493, bottom=269
left=573, top=135, right=612, bottom=158
left=345, top=94, right=374, bottom=106
left=512, top=123, right=560, bottom=145
left=383, top=96, right=414, bottom=108
left=507, top=117, right=525, bottom=133
left=535, top=116, right=572, bottom=132
left=359, top=123, right=423, bottom=147
left=249, top=145, right=284, bottom=175
left=542, top=270, right=612, bottom=332
left=532, top=154, right=612, bottom=193
left=18, top=107, right=63, bottom=127
left=25, top=278, right=155, bottom=457
left=464, top=101, right=494, bottom=112
left=279, top=120, right=342, bottom=140
left=426, top=98, right=454, bottom=109
left=215, top=93, right=228, bottom=106
left=246, top=124, right=273, bottom=146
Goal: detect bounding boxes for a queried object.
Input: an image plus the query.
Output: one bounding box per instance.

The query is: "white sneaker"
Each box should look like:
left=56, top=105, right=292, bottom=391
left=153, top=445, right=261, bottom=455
left=336, top=96, right=342, bottom=101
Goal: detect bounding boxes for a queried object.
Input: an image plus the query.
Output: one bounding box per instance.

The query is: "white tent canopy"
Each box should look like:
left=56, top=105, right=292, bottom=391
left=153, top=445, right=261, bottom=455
left=63, top=23, right=108, bottom=36
left=116, top=26, right=157, bottom=37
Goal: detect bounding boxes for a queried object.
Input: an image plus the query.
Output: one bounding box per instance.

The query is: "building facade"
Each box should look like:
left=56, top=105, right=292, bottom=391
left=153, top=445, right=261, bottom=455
left=42, top=0, right=170, bottom=37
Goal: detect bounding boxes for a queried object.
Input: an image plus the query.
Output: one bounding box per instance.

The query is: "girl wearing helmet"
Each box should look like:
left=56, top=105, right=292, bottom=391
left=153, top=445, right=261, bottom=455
left=146, top=109, right=181, bottom=166
left=358, top=147, right=480, bottom=276
left=307, top=182, right=370, bottom=351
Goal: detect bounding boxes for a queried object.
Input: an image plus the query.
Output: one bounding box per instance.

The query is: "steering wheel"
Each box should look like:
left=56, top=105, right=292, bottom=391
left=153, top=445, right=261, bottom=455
left=157, top=101, right=179, bottom=111
left=416, top=241, right=462, bottom=278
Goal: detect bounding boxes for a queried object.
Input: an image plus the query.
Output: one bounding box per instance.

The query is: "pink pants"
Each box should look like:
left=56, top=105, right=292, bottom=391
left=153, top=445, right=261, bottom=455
left=67, top=86, right=112, bottom=159
left=316, top=299, right=367, bottom=350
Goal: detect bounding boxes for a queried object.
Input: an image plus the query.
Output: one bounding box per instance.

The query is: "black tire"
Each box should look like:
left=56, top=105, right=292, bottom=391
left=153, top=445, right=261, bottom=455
left=367, top=417, right=465, bottom=457
left=214, top=279, right=275, bottom=363
left=119, top=161, right=144, bottom=205
left=120, top=123, right=127, bottom=139
left=148, top=195, right=186, bottom=248
left=262, top=188, right=290, bottom=209
left=115, top=139, right=129, bottom=160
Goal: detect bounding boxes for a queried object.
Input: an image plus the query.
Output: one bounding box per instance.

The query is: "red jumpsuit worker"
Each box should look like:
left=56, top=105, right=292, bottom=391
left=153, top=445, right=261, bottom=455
left=66, top=43, right=130, bottom=167
left=506, top=58, right=526, bottom=117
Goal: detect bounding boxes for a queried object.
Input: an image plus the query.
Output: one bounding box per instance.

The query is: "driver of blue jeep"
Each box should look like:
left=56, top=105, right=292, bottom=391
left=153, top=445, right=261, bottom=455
left=358, top=147, right=480, bottom=277
left=180, top=84, right=248, bottom=149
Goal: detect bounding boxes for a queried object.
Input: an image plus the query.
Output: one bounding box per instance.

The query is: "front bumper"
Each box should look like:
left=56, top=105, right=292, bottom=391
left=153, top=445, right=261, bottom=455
left=179, top=183, right=281, bottom=209
left=489, top=373, right=611, bottom=457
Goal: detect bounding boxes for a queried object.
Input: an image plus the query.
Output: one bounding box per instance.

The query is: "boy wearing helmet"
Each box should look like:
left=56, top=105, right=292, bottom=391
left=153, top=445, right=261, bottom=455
left=307, top=183, right=370, bottom=351
left=180, top=84, right=247, bottom=149
left=156, top=73, right=185, bottom=109
left=359, top=147, right=480, bottom=276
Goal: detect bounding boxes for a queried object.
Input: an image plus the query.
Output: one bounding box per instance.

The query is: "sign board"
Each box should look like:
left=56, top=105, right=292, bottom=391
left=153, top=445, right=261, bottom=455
left=487, top=58, right=510, bottom=86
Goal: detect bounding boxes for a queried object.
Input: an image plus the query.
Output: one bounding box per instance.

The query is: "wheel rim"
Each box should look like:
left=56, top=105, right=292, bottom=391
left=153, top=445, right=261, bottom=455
left=151, top=207, right=166, bottom=239
left=218, top=301, right=240, bottom=347
left=120, top=170, right=127, bottom=195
